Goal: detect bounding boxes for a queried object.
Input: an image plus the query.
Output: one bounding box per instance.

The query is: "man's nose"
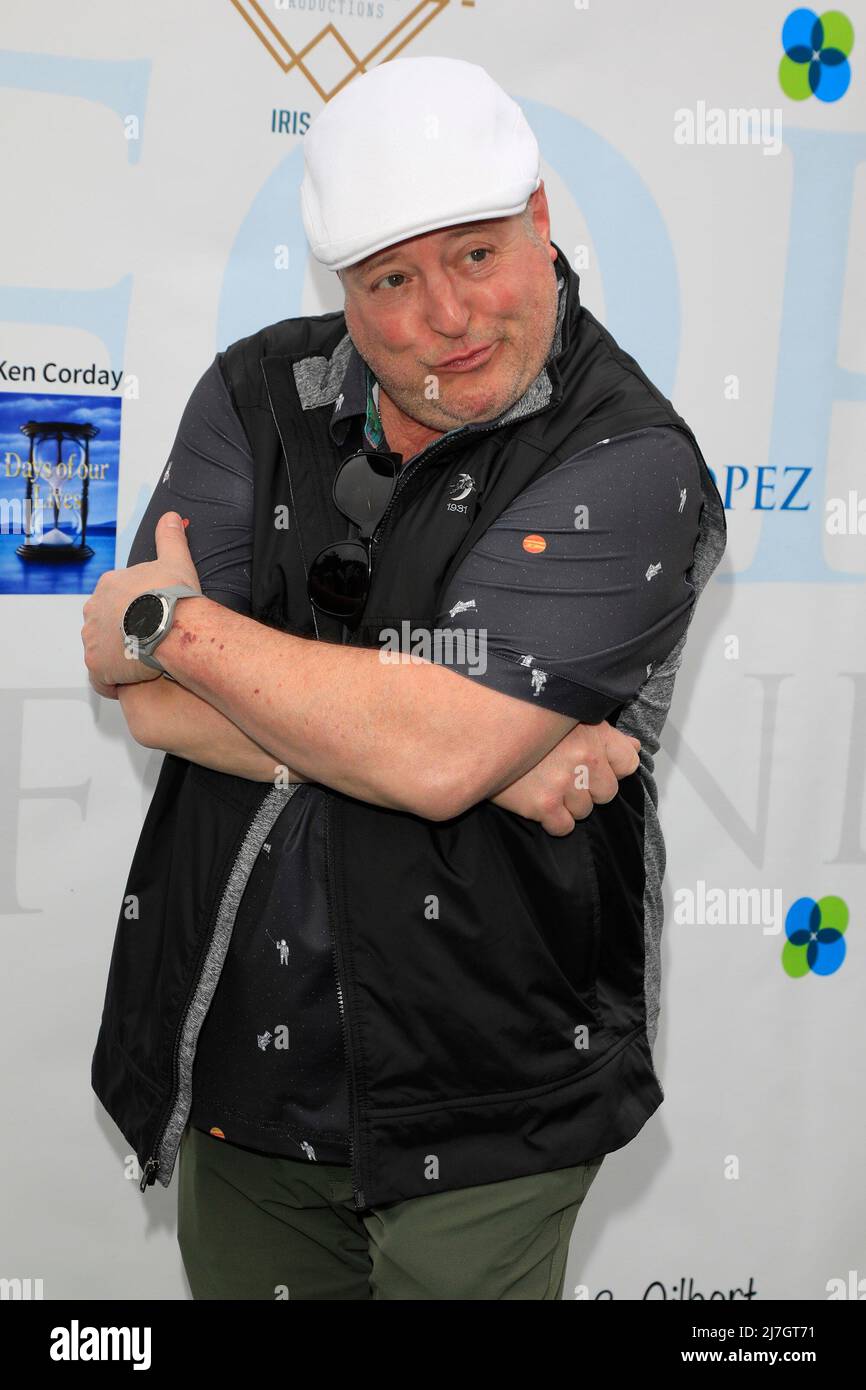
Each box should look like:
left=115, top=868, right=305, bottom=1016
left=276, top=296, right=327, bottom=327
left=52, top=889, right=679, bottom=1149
left=419, top=273, right=472, bottom=336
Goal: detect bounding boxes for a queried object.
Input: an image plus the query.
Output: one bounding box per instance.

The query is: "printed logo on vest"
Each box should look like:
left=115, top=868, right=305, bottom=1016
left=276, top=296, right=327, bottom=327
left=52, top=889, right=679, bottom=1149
left=446, top=472, right=476, bottom=514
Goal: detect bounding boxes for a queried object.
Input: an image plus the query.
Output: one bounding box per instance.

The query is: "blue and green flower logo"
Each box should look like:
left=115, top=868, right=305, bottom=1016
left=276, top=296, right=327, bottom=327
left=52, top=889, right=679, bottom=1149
left=779, top=9, right=854, bottom=101
left=783, top=895, right=848, bottom=976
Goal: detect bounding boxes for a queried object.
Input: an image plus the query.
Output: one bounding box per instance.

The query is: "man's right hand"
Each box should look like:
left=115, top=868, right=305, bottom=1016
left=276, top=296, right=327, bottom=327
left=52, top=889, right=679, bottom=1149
left=489, top=720, right=641, bottom=836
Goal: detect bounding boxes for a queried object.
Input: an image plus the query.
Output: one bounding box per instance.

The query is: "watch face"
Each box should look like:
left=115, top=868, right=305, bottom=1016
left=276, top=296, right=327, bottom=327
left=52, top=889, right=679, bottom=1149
left=124, top=593, right=167, bottom=643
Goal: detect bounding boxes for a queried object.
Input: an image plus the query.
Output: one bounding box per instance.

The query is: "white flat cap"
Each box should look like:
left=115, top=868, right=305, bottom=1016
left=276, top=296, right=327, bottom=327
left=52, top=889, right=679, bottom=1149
left=300, top=56, right=541, bottom=272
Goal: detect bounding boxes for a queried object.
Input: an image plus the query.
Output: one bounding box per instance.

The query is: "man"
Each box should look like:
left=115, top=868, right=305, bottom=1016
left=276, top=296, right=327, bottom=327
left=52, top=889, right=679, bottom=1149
left=83, top=57, right=726, bottom=1300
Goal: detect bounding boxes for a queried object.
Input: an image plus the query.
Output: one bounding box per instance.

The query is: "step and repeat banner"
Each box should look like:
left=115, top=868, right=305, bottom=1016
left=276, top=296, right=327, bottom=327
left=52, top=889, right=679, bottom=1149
left=1, top=0, right=864, bottom=1301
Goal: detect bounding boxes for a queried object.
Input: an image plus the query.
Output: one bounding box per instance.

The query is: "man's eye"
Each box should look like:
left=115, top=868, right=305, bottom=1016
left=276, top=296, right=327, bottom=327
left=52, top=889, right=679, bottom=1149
left=373, top=249, right=490, bottom=291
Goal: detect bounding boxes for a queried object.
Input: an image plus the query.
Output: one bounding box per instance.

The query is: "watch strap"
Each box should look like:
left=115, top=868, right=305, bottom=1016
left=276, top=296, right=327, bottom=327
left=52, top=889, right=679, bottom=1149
left=158, top=584, right=201, bottom=601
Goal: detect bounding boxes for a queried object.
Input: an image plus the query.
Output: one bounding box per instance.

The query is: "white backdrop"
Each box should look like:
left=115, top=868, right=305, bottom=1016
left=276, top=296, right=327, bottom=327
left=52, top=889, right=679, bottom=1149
left=1, top=0, right=864, bottom=1301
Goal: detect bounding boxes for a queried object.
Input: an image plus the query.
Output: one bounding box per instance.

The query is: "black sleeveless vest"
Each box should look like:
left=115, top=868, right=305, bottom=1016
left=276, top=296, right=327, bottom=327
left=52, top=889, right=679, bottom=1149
left=92, top=244, right=712, bottom=1208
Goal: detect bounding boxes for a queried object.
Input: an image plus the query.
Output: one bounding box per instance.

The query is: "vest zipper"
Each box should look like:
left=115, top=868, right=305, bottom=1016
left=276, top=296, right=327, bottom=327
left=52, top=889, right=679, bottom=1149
left=334, top=960, right=363, bottom=1208
left=323, top=794, right=366, bottom=1209
left=371, top=424, right=487, bottom=552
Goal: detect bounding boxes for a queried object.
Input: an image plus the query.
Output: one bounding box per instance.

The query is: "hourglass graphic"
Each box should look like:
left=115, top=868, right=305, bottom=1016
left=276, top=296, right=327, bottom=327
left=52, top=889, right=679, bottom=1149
left=15, top=420, right=99, bottom=562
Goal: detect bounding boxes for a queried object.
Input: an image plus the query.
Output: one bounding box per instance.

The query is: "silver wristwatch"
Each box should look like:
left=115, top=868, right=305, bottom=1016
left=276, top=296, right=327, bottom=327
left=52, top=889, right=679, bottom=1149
left=119, top=584, right=200, bottom=677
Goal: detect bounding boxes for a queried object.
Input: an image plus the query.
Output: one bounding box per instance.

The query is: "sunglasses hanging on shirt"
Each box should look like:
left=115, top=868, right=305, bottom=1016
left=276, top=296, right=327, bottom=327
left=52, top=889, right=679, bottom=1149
left=307, top=423, right=403, bottom=621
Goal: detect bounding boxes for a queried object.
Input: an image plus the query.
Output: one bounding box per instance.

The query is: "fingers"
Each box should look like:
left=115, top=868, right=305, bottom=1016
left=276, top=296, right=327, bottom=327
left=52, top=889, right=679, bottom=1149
left=570, top=741, right=621, bottom=805
left=540, top=803, right=576, bottom=836
left=89, top=674, right=119, bottom=699
left=597, top=723, right=641, bottom=779
left=566, top=788, right=594, bottom=820
left=153, top=512, right=199, bottom=587
left=531, top=720, right=645, bottom=834
left=589, top=769, right=621, bottom=804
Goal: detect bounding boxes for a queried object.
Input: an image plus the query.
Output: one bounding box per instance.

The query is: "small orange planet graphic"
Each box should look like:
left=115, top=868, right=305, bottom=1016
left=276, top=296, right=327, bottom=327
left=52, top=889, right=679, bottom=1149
left=522, top=534, right=547, bottom=554
left=209, top=1127, right=226, bottom=1140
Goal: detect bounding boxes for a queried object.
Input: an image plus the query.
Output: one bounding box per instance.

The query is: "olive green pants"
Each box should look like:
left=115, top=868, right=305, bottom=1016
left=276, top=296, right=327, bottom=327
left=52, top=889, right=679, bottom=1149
left=177, top=1124, right=604, bottom=1300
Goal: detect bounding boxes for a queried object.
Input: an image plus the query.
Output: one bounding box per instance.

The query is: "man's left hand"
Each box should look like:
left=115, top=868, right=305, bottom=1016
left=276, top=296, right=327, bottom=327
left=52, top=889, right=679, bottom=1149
left=81, top=511, right=202, bottom=695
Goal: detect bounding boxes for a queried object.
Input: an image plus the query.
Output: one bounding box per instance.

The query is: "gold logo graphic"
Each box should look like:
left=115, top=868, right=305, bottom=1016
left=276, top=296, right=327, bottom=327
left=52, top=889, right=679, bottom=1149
left=229, top=0, right=475, bottom=101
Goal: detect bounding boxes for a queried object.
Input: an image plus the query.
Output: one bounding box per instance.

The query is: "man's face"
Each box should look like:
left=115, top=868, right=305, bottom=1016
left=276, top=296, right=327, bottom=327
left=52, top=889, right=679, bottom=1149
left=339, top=188, right=560, bottom=435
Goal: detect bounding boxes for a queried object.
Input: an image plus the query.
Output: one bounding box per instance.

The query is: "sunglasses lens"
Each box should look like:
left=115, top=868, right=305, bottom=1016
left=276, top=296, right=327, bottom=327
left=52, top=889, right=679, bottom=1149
left=334, top=451, right=398, bottom=530
left=308, top=541, right=369, bottom=618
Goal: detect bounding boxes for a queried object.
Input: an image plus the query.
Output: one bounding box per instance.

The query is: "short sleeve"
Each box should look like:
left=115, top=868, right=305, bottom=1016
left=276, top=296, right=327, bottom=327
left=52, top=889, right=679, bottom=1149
left=124, top=356, right=254, bottom=615
left=431, top=426, right=705, bottom=722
